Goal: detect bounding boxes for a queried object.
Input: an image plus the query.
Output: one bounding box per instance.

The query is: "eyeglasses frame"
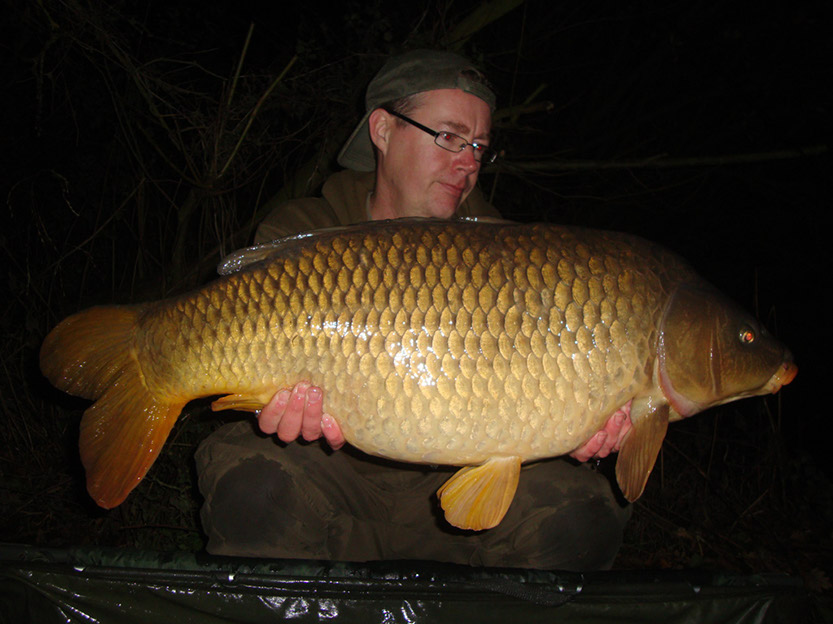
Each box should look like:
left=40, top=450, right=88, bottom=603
left=381, top=107, right=497, bottom=165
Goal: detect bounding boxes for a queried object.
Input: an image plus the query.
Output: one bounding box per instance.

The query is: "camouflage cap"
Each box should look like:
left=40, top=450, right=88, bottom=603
left=337, top=49, right=496, bottom=171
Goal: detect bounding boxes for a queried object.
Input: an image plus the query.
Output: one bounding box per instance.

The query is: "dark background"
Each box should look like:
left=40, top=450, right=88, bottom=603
left=1, top=0, right=830, bottom=588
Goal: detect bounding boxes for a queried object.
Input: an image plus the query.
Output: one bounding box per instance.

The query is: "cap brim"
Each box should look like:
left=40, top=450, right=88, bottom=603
left=337, top=110, right=376, bottom=172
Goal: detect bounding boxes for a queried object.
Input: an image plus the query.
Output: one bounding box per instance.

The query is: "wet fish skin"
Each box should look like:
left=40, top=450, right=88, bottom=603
left=40, top=219, right=796, bottom=530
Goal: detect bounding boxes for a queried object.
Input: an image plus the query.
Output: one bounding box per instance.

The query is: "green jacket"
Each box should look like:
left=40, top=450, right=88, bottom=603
left=255, top=170, right=500, bottom=244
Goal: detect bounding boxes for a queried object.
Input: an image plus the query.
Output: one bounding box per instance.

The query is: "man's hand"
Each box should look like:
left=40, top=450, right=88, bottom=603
left=569, top=401, right=632, bottom=462
left=257, top=382, right=345, bottom=450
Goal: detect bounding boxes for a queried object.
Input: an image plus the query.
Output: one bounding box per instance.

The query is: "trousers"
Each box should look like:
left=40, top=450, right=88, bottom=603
left=196, top=420, right=630, bottom=570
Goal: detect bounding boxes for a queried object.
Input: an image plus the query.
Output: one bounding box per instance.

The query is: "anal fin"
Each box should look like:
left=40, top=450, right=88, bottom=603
left=437, top=456, right=522, bottom=531
left=211, top=393, right=274, bottom=413
left=615, top=400, right=670, bottom=502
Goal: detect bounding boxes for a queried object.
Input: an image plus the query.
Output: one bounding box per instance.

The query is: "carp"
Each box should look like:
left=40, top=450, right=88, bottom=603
left=40, top=218, right=796, bottom=531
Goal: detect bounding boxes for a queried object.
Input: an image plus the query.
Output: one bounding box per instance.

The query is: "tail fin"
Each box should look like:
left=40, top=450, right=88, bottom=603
left=40, top=306, right=186, bottom=508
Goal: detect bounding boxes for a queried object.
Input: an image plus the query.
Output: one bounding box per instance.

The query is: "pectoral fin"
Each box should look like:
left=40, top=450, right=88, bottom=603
left=437, top=456, right=522, bottom=531
left=211, top=393, right=273, bottom=413
left=615, top=401, right=670, bottom=502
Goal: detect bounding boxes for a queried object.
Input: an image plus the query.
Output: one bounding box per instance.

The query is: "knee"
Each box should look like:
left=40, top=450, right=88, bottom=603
left=479, top=462, right=629, bottom=570
left=529, top=495, right=628, bottom=570
left=200, top=455, right=328, bottom=556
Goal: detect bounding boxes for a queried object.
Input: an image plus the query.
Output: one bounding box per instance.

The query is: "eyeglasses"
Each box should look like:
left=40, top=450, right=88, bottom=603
left=382, top=107, right=497, bottom=164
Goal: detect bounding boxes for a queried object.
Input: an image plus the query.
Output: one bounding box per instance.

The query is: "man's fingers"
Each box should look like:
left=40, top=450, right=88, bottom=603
left=257, top=382, right=343, bottom=449
left=258, top=389, right=290, bottom=435
left=569, top=400, right=634, bottom=462
left=590, top=409, right=630, bottom=458
left=276, top=382, right=309, bottom=442
left=321, top=413, right=346, bottom=450
left=299, top=386, right=324, bottom=441
left=571, top=431, right=607, bottom=462
left=610, top=410, right=632, bottom=451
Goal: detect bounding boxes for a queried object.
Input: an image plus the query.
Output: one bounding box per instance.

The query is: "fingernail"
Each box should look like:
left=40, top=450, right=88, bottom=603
left=308, top=387, right=322, bottom=402
left=291, top=390, right=306, bottom=405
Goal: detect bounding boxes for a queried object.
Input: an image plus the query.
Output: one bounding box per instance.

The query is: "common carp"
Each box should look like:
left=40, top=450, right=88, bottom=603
left=40, top=218, right=796, bottom=531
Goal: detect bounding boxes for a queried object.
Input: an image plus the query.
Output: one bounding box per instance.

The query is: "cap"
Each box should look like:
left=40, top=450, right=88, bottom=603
left=337, top=49, right=496, bottom=171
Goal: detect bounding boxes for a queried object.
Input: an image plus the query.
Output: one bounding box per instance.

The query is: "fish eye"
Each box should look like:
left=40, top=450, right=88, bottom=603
left=739, top=326, right=756, bottom=344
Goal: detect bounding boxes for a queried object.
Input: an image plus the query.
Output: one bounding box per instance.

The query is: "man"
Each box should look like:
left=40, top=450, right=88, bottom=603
left=196, top=50, right=631, bottom=569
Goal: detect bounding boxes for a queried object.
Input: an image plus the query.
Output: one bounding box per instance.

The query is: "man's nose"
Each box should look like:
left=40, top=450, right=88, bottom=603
left=455, top=145, right=479, bottom=171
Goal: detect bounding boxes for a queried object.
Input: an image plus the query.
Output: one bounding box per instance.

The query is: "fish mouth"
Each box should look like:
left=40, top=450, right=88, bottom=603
left=763, top=359, right=798, bottom=394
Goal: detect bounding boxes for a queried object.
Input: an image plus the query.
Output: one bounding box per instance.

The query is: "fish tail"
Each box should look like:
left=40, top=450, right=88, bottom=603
left=40, top=305, right=186, bottom=508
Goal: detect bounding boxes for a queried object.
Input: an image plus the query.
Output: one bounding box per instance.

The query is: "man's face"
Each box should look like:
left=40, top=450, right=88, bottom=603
left=372, top=89, right=492, bottom=219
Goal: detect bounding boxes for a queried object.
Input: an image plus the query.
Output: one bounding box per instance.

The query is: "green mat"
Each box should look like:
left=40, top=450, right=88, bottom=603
left=0, top=544, right=817, bottom=623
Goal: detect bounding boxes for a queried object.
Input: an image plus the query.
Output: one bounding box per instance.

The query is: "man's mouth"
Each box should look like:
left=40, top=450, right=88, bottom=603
left=439, top=181, right=466, bottom=195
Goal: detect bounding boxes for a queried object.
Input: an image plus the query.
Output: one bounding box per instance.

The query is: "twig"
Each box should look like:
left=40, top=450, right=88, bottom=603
left=119, top=524, right=201, bottom=533
left=729, top=488, right=770, bottom=534
left=660, top=439, right=711, bottom=482
left=227, top=23, right=254, bottom=110
left=440, top=0, right=526, bottom=49
left=492, top=99, right=555, bottom=124
left=501, top=145, right=828, bottom=172
left=45, top=182, right=143, bottom=275
left=215, top=23, right=255, bottom=176
left=218, top=55, right=298, bottom=178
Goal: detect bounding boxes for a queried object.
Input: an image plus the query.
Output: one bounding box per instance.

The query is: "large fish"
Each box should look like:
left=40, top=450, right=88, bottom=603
left=40, top=219, right=796, bottom=531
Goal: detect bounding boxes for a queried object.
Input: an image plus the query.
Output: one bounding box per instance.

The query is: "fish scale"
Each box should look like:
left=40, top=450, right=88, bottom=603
left=40, top=218, right=796, bottom=529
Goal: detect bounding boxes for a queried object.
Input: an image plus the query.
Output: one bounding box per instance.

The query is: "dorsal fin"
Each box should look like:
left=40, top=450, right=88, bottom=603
left=217, top=231, right=319, bottom=275
left=217, top=216, right=519, bottom=275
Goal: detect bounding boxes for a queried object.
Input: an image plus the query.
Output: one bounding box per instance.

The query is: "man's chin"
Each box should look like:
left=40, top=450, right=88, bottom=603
left=430, top=205, right=459, bottom=219
left=427, top=193, right=465, bottom=218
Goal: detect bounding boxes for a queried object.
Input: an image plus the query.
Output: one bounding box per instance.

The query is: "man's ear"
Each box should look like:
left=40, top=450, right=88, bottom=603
left=368, top=108, right=391, bottom=155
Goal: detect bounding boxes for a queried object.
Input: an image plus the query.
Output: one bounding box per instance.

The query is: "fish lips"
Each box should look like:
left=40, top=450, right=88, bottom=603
left=763, top=358, right=798, bottom=394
